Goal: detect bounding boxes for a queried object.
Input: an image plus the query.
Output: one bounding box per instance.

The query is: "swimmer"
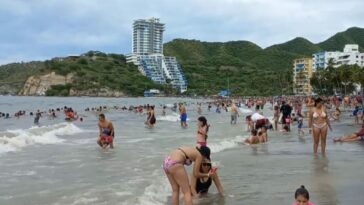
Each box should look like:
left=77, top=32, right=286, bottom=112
left=163, top=146, right=211, bottom=205
left=190, top=158, right=224, bottom=197
left=333, top=123, right=364, bottom=142
left=146, top=105, right=156, bottom=128
left=245, top=115, right=254, bottom=132
left=280, top=125, right=290, bottom=132
left=196, top=116, right=209, bottom=148
left=280, top=101, right=292, bottom=131
left=292, top=185, right=315, bottom=205
left=230, top=102, right=239, bottom=124
left=97, top=114, right=115, bottom=149
left=179, top=103, right=188, bottom=128
left=331, top=107, right=341, bottom=122
left=162, top=105, right=166, bottom=116
left=273, top=105, right=280, bottom=130
left=245, top=129, right=259, bottom=144
left=309, top=98, right=332, bottom=155
left=197, top=103, right=202, bottom=115
left=34, top=111, right=41, bottom=124
left=297, top=113, right=304, bottom=136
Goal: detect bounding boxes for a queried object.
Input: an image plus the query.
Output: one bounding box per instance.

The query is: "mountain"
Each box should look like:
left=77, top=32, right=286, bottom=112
left=0, top=51, right=163, bottom=96
left=163, top=27, right=364, bottom=95
left=265, top=37, right=321, bottom=56
left=318, top=27, right=364, bottom=52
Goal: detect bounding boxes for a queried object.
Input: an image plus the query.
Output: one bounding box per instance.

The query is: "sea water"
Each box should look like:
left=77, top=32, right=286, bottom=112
left=0, top=96, right=363, bottom=205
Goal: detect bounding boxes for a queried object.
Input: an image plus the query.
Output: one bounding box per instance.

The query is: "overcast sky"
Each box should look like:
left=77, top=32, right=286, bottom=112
left=0, top=0, right=363, bottom=65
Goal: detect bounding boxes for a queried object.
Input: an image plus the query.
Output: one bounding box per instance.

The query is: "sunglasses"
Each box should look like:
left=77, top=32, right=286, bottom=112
left=202, top=163, right=211, bottom=166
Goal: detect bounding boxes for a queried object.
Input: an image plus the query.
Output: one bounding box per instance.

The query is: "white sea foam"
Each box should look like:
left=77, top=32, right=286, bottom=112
left=125, top=170, right=170, bottom=205
left=209, top=135, right=248, bottom=153
left=0, top=123, right=83, bottom=154
left=157, top=113, right=182, bottom=122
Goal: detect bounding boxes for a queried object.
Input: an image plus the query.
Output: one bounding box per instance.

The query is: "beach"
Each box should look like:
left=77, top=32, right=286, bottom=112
left=0, top=96, right=364, bottom=205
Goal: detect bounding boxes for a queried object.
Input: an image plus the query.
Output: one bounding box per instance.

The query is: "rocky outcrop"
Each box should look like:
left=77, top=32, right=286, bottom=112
left=19, top=72, right=73, bottom=96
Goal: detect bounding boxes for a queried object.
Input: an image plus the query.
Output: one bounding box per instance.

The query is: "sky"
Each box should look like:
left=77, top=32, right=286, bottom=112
left=0, top=0, right=363, bottom=65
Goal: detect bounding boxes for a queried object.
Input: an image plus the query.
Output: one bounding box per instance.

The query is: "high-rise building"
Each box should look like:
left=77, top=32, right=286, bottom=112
left=293, top=58, right=314, bottom=95
left=312, top=44, right=364, bottom=70
left=127, top=18, right=188, bottom=93
left=132, top=18, right=164, bottom=55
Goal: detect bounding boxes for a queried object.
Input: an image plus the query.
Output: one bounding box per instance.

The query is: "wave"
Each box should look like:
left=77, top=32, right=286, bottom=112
left=157, top=113, right=182, bottom=122
left=209, top=135, right=248, bottom=153
left=123, top=170, right=169, bottom=205
left=0, top=123, right=83, bottom=154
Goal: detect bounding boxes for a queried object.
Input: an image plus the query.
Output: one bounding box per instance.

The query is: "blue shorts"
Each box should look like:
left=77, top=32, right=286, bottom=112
left=181, top=113, right=187, bottom=122
left=360, top=136, right=364, bottom=141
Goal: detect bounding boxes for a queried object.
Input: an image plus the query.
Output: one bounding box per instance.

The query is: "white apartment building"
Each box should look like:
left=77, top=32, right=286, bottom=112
left=132, top=18, right=164, bottom=55
left=127, top=18, right=188, bottom=93
left=312, top=44, right=364, bottom=70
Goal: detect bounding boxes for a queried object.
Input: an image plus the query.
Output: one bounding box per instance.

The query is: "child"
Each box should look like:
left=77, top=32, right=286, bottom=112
left=297, top=113, right=304, bottom=136
left=293, top=185, right=315, bottom=205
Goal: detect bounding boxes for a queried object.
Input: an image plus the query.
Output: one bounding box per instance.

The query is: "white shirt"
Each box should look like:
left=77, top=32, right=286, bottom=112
left=251, top=113, right=265, bottom=122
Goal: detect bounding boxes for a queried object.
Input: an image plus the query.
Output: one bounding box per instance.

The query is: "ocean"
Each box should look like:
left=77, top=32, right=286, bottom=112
left=0, top=96, right=363, bottom=205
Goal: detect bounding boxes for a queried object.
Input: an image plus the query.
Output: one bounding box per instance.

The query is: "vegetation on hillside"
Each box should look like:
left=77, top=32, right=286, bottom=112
left=0, top=51, right=168, bottom=96
left=164, top=27, right=364, bottom=96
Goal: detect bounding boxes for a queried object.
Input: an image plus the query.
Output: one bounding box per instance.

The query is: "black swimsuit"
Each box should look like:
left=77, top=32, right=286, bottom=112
left=196, top=177, right=212, bottom=194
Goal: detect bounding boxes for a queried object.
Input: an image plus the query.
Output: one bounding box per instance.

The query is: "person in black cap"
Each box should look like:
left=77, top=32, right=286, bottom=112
left=163, top=146, right=211, bottom=205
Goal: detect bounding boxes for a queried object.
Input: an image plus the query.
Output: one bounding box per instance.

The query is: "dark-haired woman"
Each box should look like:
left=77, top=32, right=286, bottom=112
left=190, top=158, right=224, bottom=197
left=196, top=116, right=209, bottom=148
left=309, top=98, right=332, bottom=154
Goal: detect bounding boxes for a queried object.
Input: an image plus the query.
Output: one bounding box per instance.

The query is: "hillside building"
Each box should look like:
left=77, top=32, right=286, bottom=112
left=127, top=18, right=187, bottom=93
left=313, top=44, right=364, bottom=70
left=293, top=58, right=314, bottom=95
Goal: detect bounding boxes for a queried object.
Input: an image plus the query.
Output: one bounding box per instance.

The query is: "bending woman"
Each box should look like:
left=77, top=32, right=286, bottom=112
left=309, top=98, right=332, bottom=154
left=163, top=146, right=211, bottom=205
left=190, top=158, right=224, bottom=197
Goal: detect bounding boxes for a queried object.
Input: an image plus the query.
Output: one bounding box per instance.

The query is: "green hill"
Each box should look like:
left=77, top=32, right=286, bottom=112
left=164, top=27, right=364, bottom=95
left=318, top=27, right=364, bottom=52
left=265, top=37, right=321, bottom=56
left=0, top=51, right=163, bottom=96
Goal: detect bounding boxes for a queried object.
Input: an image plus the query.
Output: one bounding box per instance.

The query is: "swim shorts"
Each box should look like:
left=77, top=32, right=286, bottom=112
left=181, top=113, right=187, bottom=122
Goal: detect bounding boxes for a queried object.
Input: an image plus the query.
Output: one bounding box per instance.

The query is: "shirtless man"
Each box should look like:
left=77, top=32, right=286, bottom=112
left=179, top=103, right=188, bottom=128
left=97, top=114, right=115, bottom=149
left=230, top=102, right=239, bottom=124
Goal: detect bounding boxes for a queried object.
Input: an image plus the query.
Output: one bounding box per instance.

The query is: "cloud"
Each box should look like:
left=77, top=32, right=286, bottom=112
left=0, top=0, right=363, bottom=65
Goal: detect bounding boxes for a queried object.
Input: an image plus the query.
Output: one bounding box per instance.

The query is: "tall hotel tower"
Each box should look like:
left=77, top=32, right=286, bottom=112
left=127, top=18, right=187, bottom=93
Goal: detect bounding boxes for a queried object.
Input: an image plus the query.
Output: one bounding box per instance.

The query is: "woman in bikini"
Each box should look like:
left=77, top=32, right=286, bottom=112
left=196, top=116, right=209, bottom=148
left=309, top=98, right=332, bottom=154
left=163, top=146, right=211, bottom=205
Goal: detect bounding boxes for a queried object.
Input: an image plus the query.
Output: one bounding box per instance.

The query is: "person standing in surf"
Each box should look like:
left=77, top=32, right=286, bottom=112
left=146, top=105, right=156, bottom=128
left=179, top=103, right=188, bottom=128
left=196, top=116, right=209, bottom=148
left=309, top=98, right=332, bottom=155
left=230, top=101, right=239, bottom=124
left=97, top=113, right=115, bottom=149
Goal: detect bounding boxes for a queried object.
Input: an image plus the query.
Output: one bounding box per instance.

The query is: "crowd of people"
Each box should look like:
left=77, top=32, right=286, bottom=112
left=2, top=94, right=364, bottom=205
